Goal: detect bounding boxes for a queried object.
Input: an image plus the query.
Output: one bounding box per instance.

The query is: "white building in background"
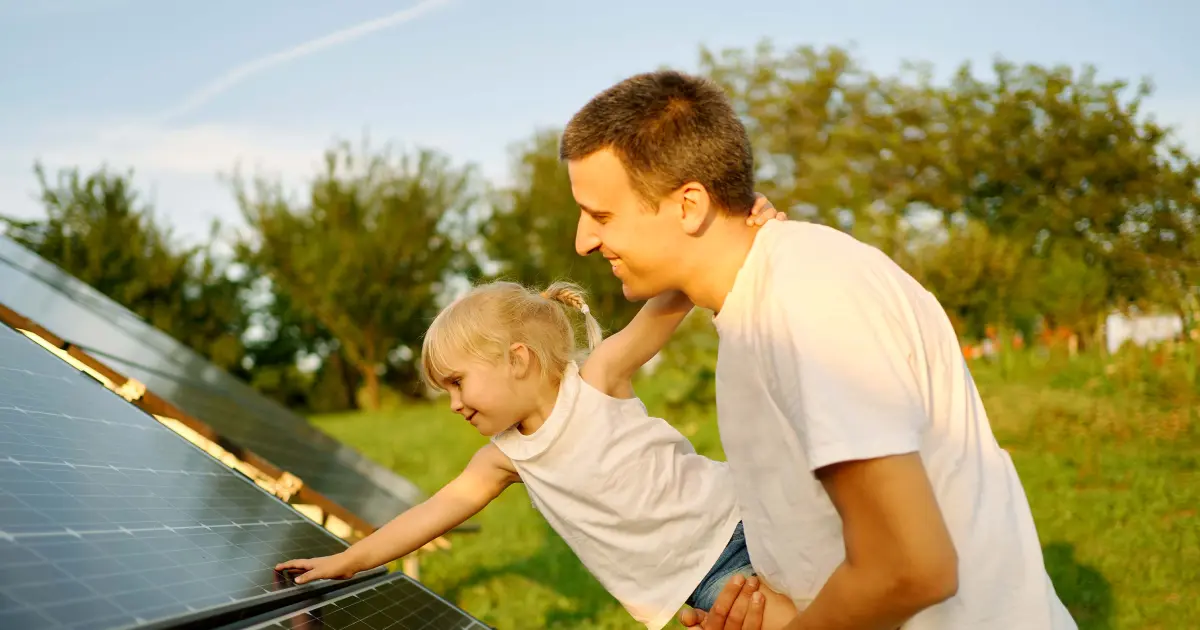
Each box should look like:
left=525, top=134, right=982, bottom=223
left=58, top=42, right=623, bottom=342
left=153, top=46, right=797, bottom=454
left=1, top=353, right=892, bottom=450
left=1105, top=310, right=1185, bottom=354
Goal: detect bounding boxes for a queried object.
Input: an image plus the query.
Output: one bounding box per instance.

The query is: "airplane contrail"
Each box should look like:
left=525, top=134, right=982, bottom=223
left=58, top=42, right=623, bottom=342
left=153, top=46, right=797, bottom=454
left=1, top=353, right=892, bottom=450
left=154, top=0, right=456, bottom=124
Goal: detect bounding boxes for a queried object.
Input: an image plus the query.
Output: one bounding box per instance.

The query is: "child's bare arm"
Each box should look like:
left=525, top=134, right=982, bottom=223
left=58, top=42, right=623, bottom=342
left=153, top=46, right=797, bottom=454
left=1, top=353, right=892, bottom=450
left=274, top=444, right=518, bottom=583
left=581, top=290, right=695, bottom=398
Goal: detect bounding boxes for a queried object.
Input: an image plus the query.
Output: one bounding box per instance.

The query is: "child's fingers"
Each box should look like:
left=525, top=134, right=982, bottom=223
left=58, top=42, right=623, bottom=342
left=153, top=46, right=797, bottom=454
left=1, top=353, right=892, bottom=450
left=293, top=568, right=321, bottom=584
left=748, top=209, right=784, bottom=226
left=274, top=558, right=314, bottom=571
left=748, top=193, right=771, bottom=215
left=746, top=198, right=780, bottom=226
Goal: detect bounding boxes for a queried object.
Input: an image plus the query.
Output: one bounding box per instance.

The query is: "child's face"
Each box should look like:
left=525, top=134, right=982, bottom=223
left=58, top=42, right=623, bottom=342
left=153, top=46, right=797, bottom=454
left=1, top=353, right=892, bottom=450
left=436, top=349, right=532, bottom=437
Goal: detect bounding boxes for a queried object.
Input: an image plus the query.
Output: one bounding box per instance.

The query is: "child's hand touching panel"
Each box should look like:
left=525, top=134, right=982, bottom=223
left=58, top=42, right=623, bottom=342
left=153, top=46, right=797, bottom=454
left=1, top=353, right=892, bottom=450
left=275, top=552, right=360, bottom=584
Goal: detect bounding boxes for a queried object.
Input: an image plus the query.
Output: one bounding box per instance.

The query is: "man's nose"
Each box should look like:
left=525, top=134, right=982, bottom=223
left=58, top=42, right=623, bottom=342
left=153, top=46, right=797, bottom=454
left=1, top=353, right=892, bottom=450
left=575, top=213, right=600, bottom=256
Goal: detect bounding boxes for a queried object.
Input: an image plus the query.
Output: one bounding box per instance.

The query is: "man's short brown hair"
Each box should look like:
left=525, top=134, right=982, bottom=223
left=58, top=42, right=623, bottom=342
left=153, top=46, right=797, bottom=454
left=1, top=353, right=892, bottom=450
left=560, top=70, right=757, bottom=215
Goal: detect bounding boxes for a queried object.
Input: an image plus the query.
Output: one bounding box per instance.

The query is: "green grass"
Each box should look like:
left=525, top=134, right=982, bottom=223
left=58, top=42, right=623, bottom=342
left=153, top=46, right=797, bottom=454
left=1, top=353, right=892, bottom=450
left=311, top=349, right=1199, bottom=629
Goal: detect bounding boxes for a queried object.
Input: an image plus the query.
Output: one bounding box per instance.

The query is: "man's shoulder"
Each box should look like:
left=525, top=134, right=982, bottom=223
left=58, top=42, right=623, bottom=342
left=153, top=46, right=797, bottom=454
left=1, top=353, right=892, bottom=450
left=754, top=221, right=884, bottom=289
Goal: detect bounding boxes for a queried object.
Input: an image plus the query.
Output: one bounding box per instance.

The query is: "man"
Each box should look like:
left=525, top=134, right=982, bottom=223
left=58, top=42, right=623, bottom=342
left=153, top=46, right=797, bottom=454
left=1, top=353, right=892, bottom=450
left=560, top=69, right=1077, bottom=630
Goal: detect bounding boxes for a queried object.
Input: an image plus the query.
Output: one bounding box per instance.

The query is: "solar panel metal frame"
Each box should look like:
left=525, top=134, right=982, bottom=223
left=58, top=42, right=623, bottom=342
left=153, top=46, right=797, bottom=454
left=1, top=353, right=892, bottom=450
left=0, top=316, right=489, bottom=630
left=0, top=235, right=478, bottom=537
left=207, top=571, right=494, bottom=630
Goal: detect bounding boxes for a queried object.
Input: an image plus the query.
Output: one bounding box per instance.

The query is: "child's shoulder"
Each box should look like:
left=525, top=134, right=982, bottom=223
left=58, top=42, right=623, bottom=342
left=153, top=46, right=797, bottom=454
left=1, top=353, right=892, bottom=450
left=577, top=358, right=638, bottom=403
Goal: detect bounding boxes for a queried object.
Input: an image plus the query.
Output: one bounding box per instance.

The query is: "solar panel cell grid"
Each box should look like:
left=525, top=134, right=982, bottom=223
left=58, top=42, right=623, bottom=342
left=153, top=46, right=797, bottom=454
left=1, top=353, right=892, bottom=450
left=0, top=325, right=351, bottom=629
left=0, top=237, right=424, bottom=528
left=243, top=573, right=491, bottom=630
left=93, top=351, right=413, bottom=529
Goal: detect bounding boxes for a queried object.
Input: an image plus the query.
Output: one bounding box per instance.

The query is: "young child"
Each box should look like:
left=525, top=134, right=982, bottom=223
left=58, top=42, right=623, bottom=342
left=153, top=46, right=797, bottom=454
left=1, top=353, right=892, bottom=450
left=275, top=207, right=797, bottom=628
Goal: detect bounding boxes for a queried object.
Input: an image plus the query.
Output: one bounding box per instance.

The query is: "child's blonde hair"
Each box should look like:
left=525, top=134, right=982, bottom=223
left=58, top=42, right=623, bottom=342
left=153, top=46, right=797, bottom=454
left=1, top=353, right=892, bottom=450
left=421, top=280, right=604, bottom=391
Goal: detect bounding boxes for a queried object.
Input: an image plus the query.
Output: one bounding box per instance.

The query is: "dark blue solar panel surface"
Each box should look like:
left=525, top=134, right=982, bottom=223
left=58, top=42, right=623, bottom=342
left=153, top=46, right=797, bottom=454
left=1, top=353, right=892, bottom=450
left=237, top=572, right=490, bottom=630
left=0, top=236, right=424, bottom=528
left=0, top=323, right=353, bottom=629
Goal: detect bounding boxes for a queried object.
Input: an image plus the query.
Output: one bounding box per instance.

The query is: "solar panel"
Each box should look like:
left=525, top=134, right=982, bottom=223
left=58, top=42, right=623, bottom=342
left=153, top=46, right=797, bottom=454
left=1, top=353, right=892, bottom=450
left=230, top=572, right=492, bottom=630
left=0, top=322, right=361, bottom=629
left=0, top=235, right=425, bottom=529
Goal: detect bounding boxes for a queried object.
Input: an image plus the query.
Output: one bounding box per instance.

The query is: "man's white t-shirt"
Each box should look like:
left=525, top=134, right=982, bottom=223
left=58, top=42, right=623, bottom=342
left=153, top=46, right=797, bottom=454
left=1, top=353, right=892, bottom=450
left=712, top=220, right=1076, bottom=629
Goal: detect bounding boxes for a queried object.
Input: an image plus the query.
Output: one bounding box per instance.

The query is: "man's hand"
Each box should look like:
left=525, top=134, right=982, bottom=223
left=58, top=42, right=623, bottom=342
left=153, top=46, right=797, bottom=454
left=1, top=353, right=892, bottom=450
left=679, top=574, right=767, bottom=630
left=747, top=193, right=786, bottom=226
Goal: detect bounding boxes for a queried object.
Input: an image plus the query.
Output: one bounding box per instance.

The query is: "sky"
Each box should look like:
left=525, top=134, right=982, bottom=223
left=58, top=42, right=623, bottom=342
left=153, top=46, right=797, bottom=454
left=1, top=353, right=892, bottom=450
left=1, top=0, right=1197, bottom=246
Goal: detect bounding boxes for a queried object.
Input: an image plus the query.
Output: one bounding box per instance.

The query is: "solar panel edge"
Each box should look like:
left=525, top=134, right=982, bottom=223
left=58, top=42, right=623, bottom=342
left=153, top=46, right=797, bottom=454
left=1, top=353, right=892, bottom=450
left=0, top=239, right=431, bottom=528
left=122, top=567, right=388, bottom=630
left=0, top=322, right=377, bottom=630
left=0, top=299, right=410, bottom=533
left=0, top=318, right=355, bottom=548
left=215, top=571, right=494, bottom=630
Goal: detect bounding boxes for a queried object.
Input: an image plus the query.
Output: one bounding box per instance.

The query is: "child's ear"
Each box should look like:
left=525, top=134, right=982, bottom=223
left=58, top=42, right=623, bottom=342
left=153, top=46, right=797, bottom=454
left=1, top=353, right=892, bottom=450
left=509, top=343, right=532, bottom=378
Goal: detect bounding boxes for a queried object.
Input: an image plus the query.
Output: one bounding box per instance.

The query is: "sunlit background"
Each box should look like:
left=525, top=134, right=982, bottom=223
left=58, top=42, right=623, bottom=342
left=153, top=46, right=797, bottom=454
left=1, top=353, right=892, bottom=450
left=1, top=1, right=1197, bottom=628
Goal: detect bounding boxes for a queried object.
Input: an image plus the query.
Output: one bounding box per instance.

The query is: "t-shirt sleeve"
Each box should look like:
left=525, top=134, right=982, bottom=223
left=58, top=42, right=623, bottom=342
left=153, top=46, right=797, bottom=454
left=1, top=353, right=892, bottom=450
left=762, top=261, right=929, bottom=472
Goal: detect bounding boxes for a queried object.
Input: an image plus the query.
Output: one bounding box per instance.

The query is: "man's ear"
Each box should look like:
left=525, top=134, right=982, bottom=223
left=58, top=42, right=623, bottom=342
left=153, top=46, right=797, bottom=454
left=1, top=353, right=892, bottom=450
left=509, top=342, right=532, bottom=379
left=675, top=182, right=714, bottom=235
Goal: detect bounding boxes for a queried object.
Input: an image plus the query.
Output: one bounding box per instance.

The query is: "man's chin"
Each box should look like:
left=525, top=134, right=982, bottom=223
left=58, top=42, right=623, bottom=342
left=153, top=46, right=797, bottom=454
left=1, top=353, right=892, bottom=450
left=620, top=281, right=653, bottom=302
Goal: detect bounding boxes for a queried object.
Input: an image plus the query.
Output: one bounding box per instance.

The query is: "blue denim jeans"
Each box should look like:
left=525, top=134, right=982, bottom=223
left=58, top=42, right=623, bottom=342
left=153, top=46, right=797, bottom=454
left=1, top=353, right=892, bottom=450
left=686, top=521, right=757, bottom=611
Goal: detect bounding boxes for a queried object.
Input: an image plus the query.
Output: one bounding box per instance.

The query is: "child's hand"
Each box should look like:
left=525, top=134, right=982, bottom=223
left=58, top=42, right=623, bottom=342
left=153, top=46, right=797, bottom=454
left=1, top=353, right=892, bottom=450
left=746, top=193, right=787, bottom=226
left=274, top=552, right=360, bottom=584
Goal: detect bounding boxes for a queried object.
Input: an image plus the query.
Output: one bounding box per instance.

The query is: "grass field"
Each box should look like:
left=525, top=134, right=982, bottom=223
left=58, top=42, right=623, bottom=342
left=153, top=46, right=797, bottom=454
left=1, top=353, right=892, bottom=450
left=311, top=347, right=1199, bottom=630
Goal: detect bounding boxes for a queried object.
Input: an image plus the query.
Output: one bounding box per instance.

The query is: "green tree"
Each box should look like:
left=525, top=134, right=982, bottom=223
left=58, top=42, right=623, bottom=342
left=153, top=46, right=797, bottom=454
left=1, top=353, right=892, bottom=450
left=482, top=129, right=642, bottom=333
left=931, top=60, right=1200, bottom=314
left=908, top=219, right=1039, bottom=339
left=231, top=140, right=479, bottom=410
left=699, top=41, right=943, bottom=258
left=233, top=271, right=332, bottom=410
left=2, top=163, right=248, bottom=370
left=1031, top=242, right=1111, bottom=350
left=699, top=40, right=1200, bottom=341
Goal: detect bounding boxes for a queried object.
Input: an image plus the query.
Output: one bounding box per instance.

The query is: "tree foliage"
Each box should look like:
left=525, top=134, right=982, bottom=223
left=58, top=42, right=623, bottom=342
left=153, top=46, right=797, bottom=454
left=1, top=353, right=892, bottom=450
left=2, top=163, right=248, bottom=371
left=7, top=42, right=1199, bottom=413
left=700, top=39, right=1200, bottom=330
left=481, top=129, right=642, bottom=333
left=231, top=140, right=479, bottom=410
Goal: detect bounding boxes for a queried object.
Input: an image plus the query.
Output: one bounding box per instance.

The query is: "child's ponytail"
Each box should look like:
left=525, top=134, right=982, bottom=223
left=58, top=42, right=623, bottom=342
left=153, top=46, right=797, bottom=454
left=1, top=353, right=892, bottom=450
left=541, top=281, right=604, bottom=351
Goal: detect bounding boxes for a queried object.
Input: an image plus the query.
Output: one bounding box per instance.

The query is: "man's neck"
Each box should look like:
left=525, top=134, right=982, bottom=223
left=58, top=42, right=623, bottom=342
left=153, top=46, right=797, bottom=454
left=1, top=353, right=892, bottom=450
left=678, top=218, right=763, bottom=314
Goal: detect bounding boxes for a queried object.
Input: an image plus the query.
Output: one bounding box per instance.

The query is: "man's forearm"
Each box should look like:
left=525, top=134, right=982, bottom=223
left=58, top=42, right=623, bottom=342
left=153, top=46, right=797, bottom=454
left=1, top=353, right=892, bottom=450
left=783, top=561, right=946, bottom=630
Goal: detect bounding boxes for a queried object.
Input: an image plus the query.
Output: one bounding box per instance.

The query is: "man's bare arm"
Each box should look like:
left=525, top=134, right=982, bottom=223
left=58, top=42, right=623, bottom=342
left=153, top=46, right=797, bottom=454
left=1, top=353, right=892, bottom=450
left=782, top=452, right=958, bottom=630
